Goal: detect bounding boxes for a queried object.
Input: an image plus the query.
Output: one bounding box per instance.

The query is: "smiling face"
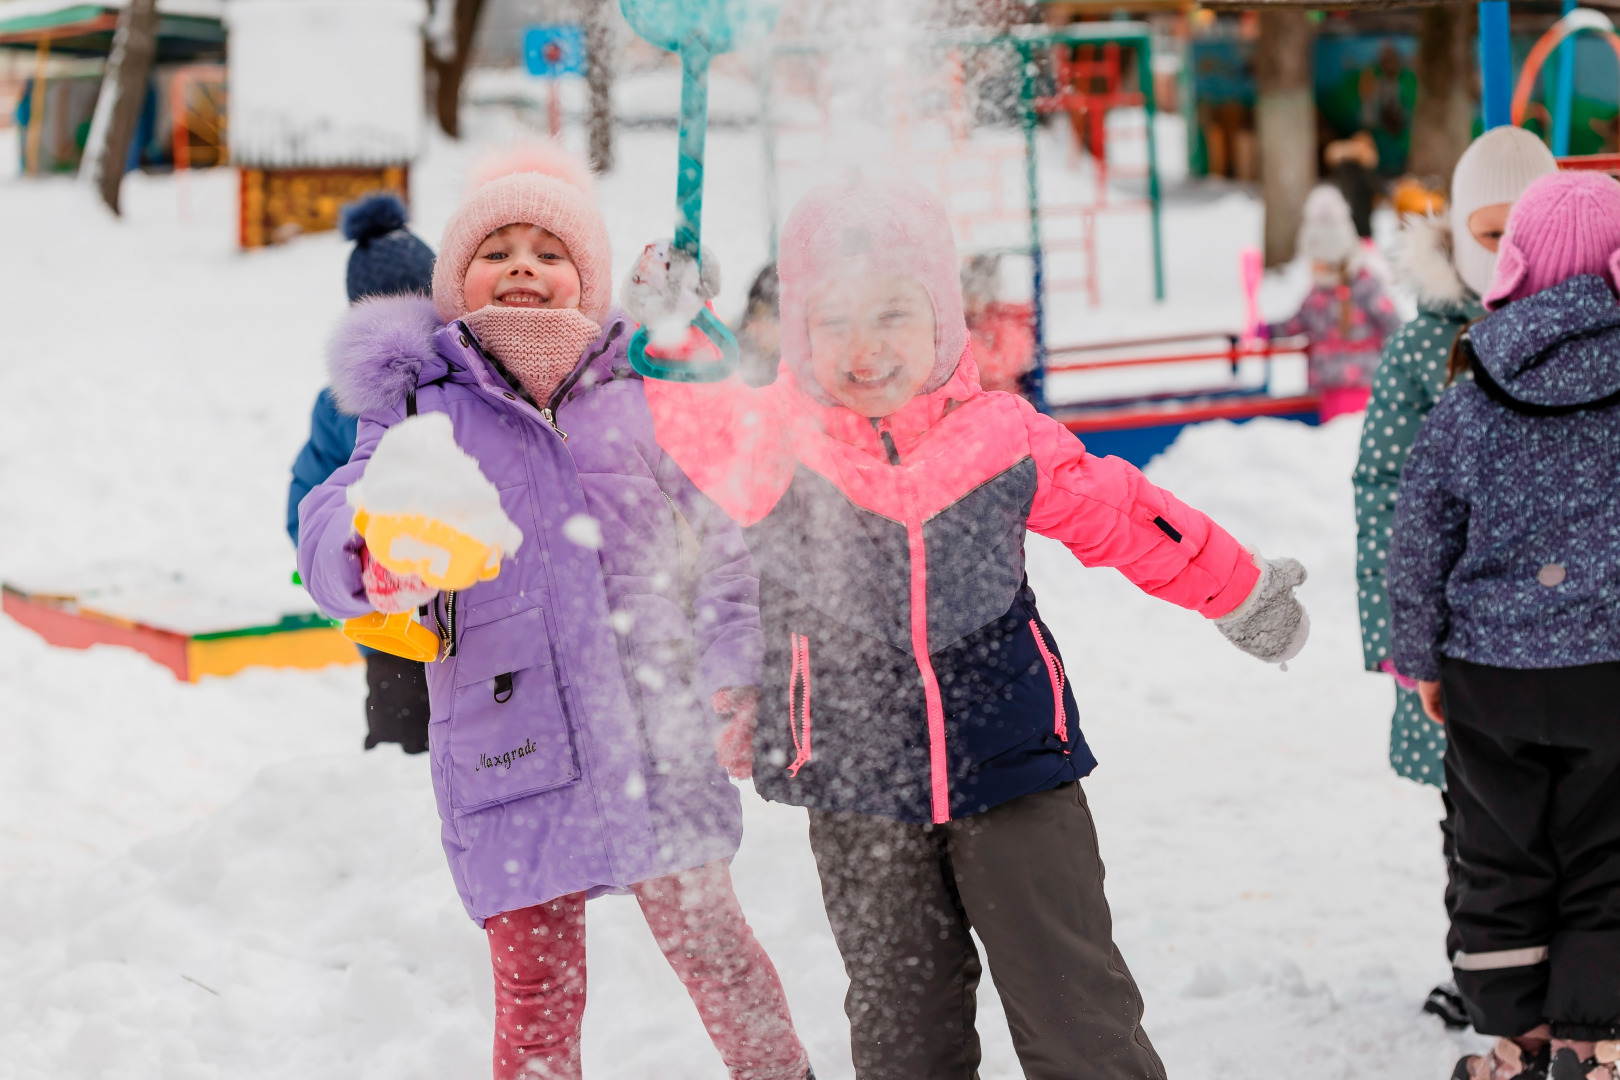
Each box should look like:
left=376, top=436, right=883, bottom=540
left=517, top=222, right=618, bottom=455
left=806, top=273, right=937, bottom=417
left=462, top=223, right=582, bottom=310
left=1468, top=202, right=1513, bottom=253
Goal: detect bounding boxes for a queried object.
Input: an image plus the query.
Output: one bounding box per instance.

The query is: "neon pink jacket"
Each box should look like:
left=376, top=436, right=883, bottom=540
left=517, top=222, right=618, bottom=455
left=645, top=350, right=1259, bottom=825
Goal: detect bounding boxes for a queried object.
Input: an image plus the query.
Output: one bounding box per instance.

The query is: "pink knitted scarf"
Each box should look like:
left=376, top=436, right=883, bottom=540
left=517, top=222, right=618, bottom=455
left=462, top=305, right=600, bottom=404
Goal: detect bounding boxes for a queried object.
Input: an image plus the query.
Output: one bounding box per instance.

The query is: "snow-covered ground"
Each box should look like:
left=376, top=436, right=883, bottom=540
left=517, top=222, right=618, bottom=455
left=0, top=115, right=1482, bottom=1079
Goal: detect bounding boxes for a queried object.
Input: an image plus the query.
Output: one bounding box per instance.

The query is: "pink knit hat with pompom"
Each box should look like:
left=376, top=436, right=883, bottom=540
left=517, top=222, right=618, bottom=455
left=432, top=143, right=612, bottom=325
left=778, top=178, right=968, bottom=400
left=1483, top=170, right=1620, bottom=310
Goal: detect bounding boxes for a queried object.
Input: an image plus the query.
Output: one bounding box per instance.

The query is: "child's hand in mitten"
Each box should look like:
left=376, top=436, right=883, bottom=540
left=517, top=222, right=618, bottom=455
left=712, top=686, right=760, bottom=780
left=621, top=240, right=722, bottom=341
left=360, top=547, right=437, bottom=614
left=1215, top=553, right=1309, bottom=665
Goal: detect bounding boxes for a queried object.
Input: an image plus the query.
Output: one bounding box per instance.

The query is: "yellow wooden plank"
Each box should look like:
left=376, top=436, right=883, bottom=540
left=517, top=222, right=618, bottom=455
left=186, top=626, right=362, bottom=682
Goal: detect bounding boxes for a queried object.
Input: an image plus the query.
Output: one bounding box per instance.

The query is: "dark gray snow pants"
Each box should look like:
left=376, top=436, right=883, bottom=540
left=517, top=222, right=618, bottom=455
left=808, top=782, right=1166, bottom=1080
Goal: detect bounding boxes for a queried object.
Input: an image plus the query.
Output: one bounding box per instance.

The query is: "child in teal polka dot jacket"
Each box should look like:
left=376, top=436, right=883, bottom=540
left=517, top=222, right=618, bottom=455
left=1353, top=127, right=1557, bottom=790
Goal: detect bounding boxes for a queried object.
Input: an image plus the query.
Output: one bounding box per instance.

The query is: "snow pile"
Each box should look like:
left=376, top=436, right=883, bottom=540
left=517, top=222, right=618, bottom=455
left=346, top=412, right=523, bottom=574
left=0, top=753, right=488, bottom=1080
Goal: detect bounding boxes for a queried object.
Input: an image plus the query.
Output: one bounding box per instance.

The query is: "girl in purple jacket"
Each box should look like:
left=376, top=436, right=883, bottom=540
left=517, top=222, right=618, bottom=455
left=296, top=147, right=810, bottom=1080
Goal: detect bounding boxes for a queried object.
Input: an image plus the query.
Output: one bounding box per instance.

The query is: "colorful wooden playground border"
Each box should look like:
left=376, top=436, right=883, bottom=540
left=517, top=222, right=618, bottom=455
left=1, top=583, right=361, bottom=683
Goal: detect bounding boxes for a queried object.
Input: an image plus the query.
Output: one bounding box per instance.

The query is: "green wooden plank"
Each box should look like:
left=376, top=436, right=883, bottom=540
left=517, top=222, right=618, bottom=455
left=191, top=613, right=343, bottom=642
left=0, top=4, right=107, bottom=35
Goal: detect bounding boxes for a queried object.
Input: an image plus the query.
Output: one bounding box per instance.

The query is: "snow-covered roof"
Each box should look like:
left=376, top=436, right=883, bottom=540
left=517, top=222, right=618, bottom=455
left=225, top=0, right=427, bottom=167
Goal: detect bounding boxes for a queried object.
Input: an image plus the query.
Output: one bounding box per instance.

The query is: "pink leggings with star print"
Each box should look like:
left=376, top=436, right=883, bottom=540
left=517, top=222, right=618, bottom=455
left=485, top=860, right=808, bottom=1080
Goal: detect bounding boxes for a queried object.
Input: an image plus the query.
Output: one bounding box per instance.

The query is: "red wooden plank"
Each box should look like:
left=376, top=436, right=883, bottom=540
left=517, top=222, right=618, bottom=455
left=1056, top=395, right=1320, bottom=433
left=1558, top=154, right=1620, bottom=173
left=2, top=590, right=190, bottom=680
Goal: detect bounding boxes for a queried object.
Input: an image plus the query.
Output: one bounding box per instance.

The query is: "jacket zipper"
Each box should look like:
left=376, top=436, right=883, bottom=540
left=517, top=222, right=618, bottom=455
left=437, top=589, right=458, bottom=658
left=1029, top=620, right=1069, bottom=748
left=872, top=418, right=902, bottom=465
left=898, top=473, right=951, bottom=824
left=435, top=322, right=623, bottom=660
left=539, top=407, right=566, bottom=439
left=456, top=320, right=627, bottom=442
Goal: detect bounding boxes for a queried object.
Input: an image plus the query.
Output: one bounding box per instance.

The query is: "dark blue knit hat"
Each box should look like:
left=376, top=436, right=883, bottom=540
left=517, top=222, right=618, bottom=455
left=341, top=193, right=436, bottom=303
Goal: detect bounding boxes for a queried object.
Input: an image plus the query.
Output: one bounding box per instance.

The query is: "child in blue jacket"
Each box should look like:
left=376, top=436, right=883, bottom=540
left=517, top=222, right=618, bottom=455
left=287, top=193, right=436, bottom=753
left=1389, top=171, right=1620, bottom=1080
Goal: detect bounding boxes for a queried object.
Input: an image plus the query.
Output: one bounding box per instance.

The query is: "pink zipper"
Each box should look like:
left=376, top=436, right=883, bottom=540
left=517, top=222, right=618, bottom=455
left=787, top=633, right=812, bottom=777
left=899, top=475, right=952, bottom=824
left=1030, top=620, right=1069, bottom=748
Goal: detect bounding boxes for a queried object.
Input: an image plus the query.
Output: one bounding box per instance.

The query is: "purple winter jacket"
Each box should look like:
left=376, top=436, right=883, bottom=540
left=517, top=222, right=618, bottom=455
left=297, top=295, right=761, bottom=925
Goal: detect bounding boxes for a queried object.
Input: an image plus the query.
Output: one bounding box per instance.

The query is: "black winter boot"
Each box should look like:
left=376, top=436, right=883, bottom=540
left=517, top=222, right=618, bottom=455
left=1426, top=981, right=1472, bottom=1030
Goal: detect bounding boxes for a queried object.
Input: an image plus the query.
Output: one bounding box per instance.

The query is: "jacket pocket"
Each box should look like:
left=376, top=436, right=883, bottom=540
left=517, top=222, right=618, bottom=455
left=444, top=604, right=580, bottom=816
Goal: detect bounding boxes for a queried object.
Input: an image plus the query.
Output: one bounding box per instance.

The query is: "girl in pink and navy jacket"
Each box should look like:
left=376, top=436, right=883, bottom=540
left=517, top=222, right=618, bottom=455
left=624, top=178, right=1311, bottom=1080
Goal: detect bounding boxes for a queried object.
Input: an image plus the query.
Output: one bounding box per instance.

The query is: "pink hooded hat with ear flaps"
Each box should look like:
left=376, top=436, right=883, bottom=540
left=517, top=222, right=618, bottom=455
left=777, top=179, right=969, bottom=402
left=431, top=143, right=613, bottom=325
left=1483, top=170, right=1620, bottom=311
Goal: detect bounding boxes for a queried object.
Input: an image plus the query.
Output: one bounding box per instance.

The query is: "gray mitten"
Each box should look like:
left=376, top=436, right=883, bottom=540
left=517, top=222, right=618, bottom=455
left=1215, top=553, right=1310, bottom=665
left=620, top=239, right=722, bottom=343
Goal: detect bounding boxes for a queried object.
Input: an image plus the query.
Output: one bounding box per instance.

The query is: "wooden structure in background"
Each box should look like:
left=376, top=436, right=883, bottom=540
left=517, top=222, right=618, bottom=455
left=238, top=165, right=408, bottom=248
left=224, top=0, right=424, bottom=248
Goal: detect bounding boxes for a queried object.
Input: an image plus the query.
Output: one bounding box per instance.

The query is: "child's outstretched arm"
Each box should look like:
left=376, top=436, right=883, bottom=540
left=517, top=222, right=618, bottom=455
left=1021, top=403, right=1258, bottom=616
left=1019, top=402, right=1308, bottom=662
left=1387, top=395, right=1471, bottom=683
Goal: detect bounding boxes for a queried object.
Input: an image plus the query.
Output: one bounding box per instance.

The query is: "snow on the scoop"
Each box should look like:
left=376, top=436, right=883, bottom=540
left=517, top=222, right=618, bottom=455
left=346, top=413, right=523, bottom=558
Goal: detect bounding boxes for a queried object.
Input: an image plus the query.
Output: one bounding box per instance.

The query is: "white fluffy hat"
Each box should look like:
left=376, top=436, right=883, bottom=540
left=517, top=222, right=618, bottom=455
left=1297, top=185, right=1360, bottom=266
left=1448, top=126, right=1559, bottom=297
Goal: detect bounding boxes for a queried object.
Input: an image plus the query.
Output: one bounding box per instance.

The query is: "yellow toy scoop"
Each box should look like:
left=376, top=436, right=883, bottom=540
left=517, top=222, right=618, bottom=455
left=342, top=610, right=442, bottom=662
left=340, top=413, right=525, bottom=660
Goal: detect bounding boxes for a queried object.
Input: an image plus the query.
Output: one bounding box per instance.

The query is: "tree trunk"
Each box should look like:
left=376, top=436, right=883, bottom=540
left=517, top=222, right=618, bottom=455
left=583, top=0, right=616, bottom=172
left=424, top=0, right=488, bottom=139
left=1408, top=3, right=1477, bottom=190
left=80, top=0, right=158, bottom=215
left=1255, top=9, right=1316, bottom=267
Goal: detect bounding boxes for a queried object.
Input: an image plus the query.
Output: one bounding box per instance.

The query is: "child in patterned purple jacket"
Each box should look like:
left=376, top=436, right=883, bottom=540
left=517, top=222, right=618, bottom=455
left=1269, top=185, right=1402, bottom=421
left=1388, top=171, right=1620, bottom=1080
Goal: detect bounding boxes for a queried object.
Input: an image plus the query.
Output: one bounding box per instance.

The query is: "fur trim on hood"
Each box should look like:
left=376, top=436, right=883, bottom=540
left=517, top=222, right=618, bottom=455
left=1392, top=212, right=1471, bottom=308
left=327, top=293, right=443, bottom=416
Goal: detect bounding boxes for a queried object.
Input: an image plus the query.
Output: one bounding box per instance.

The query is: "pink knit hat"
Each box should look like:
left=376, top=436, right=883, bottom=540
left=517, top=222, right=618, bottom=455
left=1483, top=170, right=1620, bottom=310
left=778, top=179, right=968, bottom=400
left=431, top=144, right=613, bottom=325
